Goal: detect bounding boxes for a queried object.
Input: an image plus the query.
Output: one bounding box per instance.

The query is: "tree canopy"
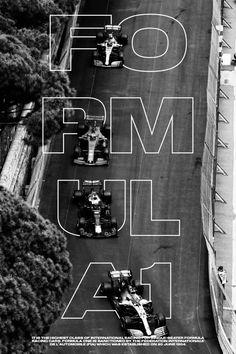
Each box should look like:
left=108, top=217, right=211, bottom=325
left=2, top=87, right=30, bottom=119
left=0, top=0, right=77, bottom=145
left=0, top=34, right=75, bottom=145
left=0, top=186, right=72, bottom=353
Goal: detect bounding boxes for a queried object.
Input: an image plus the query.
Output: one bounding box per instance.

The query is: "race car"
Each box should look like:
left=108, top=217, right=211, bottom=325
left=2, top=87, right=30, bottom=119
left=100, top=270, right=169, bottom=338
left=73, top=180, right=118, bottom=238
left=92, top=25, right=128, bottom=68
left=73, top=115, right=110, bottom=166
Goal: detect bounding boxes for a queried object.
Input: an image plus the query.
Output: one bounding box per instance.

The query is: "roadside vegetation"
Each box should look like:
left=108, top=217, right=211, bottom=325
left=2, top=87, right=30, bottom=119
left=0, top=0, right=77, bottom=146
left=0, top=186, right=73, bottom=353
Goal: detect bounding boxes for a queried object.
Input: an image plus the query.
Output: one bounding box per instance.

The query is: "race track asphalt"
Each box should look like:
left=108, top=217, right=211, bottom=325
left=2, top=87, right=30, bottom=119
left=40, top=0, right=222, bottom=353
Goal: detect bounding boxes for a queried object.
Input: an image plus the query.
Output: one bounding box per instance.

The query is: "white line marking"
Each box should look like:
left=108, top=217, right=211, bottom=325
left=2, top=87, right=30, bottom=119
left=140, top=263, right=172, bottom=319
left=61, top=262, right=120, bottom=319
left=110, top=97, right=194, bottom=154
left=130, top=180, right=181, bottom=236
left=131, top=27, right=169, bottom=59
left=42, top=97, right=106, bottom=154
left=118, top=14, right=187, bottom=73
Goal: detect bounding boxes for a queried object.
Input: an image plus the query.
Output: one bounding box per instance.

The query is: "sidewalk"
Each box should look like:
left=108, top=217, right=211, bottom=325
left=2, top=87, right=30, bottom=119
left=214, top=0, right=236, bottom=347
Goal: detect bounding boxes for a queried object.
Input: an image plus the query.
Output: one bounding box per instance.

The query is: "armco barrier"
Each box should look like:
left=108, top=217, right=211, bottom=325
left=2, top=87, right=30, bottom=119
left=201, top=0, right=236, bottom=352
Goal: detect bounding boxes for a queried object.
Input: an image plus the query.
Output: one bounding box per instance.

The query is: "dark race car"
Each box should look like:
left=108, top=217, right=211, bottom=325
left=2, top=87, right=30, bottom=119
left=100, top=270, right=169, bottom=338
left=73, top=180, right=118, bottom=238
left=92, top=25, right=128, bottom=68
left=73, top=115, right=110, bottom=166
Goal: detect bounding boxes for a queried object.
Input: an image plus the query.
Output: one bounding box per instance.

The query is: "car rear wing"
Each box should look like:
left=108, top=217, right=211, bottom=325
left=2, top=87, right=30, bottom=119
left=105, top=25, right=121, bottom=32
left=85, top=115, right=105, bottom=126
left=82, top=180, right=103, bottom=193
left=109, top=270, right=132, bottom=279
left=82, top=180, right=103, bottom=187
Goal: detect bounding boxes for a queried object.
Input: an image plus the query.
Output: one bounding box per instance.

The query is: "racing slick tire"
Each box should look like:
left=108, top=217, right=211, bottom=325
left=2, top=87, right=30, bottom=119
left=111, top=217, right=118, bottom=237
left=103, top=125, right=111, bottom=139
left=118, top=51, right=124, bottom=60
left=78, top=217, right=86, bottom=226
left=96, top=32, right=104, bottom=43
left=77, top=123, right=86, bottom=135
left=119, top=34, right=128, bottom=45
left=103, top=148, right=109, bottom=163
left=100, top=281, right=112, bottom=296
left=103, top=190, right=112, bottom=204
left=111, top=217, right=117, bottom=226
left=156, top=312, right=166, bottom=327
left=73, top=145, right=82, bottom=158
left=133, top=280, right=144, bottom=295
left=73, top=190, right=83, bottom=203
left=92, top=50, right=99, bottom=59
left=121, top=316, right=133, bottom=329
left=92, top=50, right=99, bottom=65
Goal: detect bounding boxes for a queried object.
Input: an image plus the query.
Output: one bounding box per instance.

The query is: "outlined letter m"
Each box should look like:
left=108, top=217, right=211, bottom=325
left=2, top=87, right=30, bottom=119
left=110, top=97, right=194, bottom=154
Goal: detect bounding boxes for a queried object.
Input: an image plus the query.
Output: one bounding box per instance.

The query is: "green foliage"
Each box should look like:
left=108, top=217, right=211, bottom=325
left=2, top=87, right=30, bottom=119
left=0, top=186, right=72, bottom=353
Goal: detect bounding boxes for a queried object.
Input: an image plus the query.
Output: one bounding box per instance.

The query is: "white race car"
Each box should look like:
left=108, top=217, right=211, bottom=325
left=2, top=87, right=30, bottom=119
left=100, top=270, right=169, bottom=338
left=73, top=115, right=110, bottom=166
left=92, top=25, right=128, bottom=68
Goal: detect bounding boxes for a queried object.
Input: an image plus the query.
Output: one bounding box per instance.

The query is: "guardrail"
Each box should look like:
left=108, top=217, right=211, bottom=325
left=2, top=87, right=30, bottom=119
left=201, top=0, right=236, bottom=352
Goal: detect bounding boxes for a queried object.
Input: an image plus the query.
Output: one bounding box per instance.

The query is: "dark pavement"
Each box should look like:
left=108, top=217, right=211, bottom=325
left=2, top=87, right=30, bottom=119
left=40, top=0, right=222, bottom=353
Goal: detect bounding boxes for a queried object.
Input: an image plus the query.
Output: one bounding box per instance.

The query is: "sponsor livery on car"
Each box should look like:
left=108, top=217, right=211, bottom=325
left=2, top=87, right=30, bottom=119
left=93, top=25, right=128, bottom=68
left=73, top=115, right=110, bottom=166
left=100, top=270, right=169, bottom=338
left=73, top=180, right=118, bottom=238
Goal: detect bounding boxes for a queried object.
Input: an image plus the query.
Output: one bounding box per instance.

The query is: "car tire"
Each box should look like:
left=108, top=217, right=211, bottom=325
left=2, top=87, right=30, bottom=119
left=92, top=50, right=99, bottom=59
left=77, top=123, right=86, bottom=135
left=133, top=280, right=144, bottom=295
left=122, top=316, right=133, bottom=328
left=111, top=216, right=117, bottom=224
left=96, top=32, right=104, bottom=43
left=73, top=190, right=83, bottom=203
left=79, top=217, right=86, bottom=226
left=103, top=125, right=111, bottom=139
left=73, top=145, right=82, bottom=157
left=103, top=190, right=112, bottom=204
left=119, top=34, right=128, bottom=45
left=156, top=312, right=166, bottom=327
left=100, top=281, right=112, bottom=295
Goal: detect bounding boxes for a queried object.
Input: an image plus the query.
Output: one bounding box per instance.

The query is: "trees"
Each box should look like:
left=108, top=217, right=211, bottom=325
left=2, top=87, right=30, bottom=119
left=0, top=0, right=62, bottom=30
left=0, top=34, right=75, bottom=145
left=0, top=0, right=77, bottom=146
left=0, top=186, right=72, bottom=353
left=0, top=35, right=43, bottom=116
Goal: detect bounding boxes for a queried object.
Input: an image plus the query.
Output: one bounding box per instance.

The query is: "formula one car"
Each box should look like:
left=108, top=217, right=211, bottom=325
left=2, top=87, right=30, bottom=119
left=100, top=270, right=169, bottom=338
left=73, top=180, right=118, bottom=238
left=92, top=25, right=128, bottom=68
left=73, top=115, right=109, bottom=166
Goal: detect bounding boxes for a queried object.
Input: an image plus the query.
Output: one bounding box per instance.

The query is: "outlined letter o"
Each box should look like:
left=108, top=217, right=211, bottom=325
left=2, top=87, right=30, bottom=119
left=119, top=14, right=187, bottom=73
